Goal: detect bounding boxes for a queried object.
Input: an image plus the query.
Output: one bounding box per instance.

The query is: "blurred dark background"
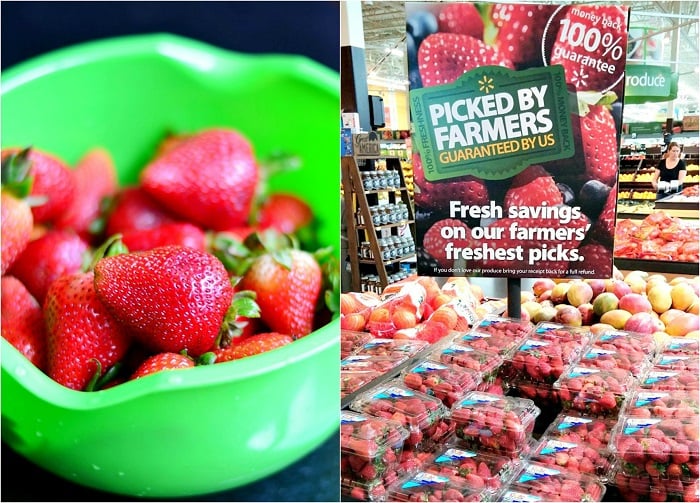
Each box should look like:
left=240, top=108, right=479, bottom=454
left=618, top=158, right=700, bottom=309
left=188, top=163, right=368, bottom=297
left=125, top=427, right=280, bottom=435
left=1, top=1, right=340, bottom=501
left=1, top=1, right=340, bottom=72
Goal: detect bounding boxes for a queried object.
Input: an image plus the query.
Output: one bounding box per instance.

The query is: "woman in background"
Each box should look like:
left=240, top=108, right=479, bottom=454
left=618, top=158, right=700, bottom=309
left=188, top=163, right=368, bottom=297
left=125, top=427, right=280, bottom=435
left=651, top=142, right=686, bottom=196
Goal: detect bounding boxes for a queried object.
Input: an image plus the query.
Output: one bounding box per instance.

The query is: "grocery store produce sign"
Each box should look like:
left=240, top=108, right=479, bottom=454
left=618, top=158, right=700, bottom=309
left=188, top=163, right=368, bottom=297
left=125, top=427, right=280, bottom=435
left=407, top=2, right=629, bottom=279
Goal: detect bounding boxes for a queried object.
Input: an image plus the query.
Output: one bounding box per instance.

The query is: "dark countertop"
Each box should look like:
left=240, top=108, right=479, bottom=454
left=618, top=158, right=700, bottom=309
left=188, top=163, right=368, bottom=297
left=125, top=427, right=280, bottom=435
left=2, top=431, right=340, bottom=502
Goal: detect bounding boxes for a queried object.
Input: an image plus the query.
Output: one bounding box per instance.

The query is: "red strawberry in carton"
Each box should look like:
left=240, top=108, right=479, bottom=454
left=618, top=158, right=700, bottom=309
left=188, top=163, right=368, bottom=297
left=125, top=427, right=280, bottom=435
left=577, top=345, right=652, bottom=380
left=449, top=392, right=540, bottom=458
left=385, top=471, right=487, bottom=502
left=354, top=338, right=429, bottom=360
left=554, top=365, right=633, bottom=417
left=431, top=342, right=504, bottom=387
left=660, top=336, right=700, bottom=356
left=340, top=410, right=410, bottom=485
left=422, top=444, right=521, bottom=493
left=505, top=460, right=607, bottom=502
left=640, top=368, right=700, bottom=392
left=341, top=370, right=381, bottom=400
left=541, top=412, right=616, bottom=450
left=349, top=382, right=450, bottom=452
left=529, top=434, right=616, bottom=482
left=625, top=390, right=700, bottom=420
left=653, top=353, right=700, bottom=374
left=341, top=354, right=409, bottom=375
left=611, top=416, right=700, bottom=480
left=502, top=335, right=583, bottom=385
left=455, top=315, right=533, bottom=358
left=593, top=328, right=657, bottom=357
left=615, top=468, right=700, bottom=502
left=340, top=329, right=375, bottom=359
left=402, top=360, right=482, bottom=408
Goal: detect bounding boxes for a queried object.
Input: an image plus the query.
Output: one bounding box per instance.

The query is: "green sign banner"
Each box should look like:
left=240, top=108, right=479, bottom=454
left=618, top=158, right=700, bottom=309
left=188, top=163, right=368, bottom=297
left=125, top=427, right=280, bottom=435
left=410, top=65, right=574, bottom=182
left=624, top=64, right=678, bottom=104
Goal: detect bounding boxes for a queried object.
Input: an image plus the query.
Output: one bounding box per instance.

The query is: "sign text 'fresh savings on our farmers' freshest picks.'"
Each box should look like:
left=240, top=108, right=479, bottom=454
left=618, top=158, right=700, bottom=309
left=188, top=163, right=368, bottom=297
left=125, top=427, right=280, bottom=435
left=407, top=2, right=629, bottom=279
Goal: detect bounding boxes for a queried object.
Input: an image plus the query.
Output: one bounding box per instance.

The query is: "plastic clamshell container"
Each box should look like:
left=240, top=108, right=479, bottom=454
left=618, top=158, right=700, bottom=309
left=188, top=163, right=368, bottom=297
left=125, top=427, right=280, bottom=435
left=593, top=329, right=657, bottom=357
left=348, top=381, right=451, bottom=449
left=506, top=378, right=560, bottom=407
left=609, top=415, right=700, bottom=480
left=422, top=444, right=521, bottom=493
left=553, top=365, right=634, bottom=417
left=385, top=471, right=491, bottom=502
left=341, top=369, right=382, bottom=399
left=355, top=338, right=430, bottom=359
left=341, top=477, right=394, bottom=503
left=623, top=389, right=700, bottom=419
left=341, top=354, right=409, bottom=374
left=528, top=434, right=616, bottom=483
left=539, top=411, right=616, bottom=449
left=659, top=336, right=700, bottom=356
left=449, top=392, right=540, bottom=458
left=532, top=322, right=592, bottom=345
left=0, top=33, right=340, bottom=498
left=431, top=342, right=504, bottom=384
left=639, top=366, right=700, bottom=392
left=341, top=329, right=375, bottom=358
left=500, top=333, right=587, bottom=385
left=652, top=353, right=700, bottom=373
left=577, top=345, right=652, bottom=379
left=401, top=359, right=482, bottom=407
left=340, top=410, right=409, bottom=485
left=455, top=315, right=533, bottom=358
left=613, top=463, right=700, bottom=502
left=503, top=460, right=607, bottom=502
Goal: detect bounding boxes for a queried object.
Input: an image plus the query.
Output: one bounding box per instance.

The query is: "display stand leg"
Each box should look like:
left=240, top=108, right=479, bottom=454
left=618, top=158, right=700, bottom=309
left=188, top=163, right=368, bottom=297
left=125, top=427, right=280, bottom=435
left=507, top=277, right=521, bottom=320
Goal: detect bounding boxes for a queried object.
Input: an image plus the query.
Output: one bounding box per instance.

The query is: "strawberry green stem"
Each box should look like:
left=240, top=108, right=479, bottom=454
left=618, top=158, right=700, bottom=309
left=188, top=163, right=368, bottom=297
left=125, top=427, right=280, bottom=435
left=85, top=234, right=128, bottom=272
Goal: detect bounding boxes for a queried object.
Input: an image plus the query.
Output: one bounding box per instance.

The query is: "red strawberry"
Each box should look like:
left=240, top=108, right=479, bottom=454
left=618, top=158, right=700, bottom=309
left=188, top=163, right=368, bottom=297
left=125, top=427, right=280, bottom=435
left=105, top=186, right=180, bottom=237
left=491, top=3, right=558, bottom=67
left=503, top=165, right=563, bottom=211
left=574, top=242, right=612, bottom=276
left=1, top=275, right=47, bottom=371
left=422, top=218, right=471, bottom=269
left=53, top=148, right=118, bottom=242
left=1, top=148, right=35, bottom=274
left=44, top=270, right=132, bottom=391
left=418, top=32, right=514, bottom=88
left=1, top=191, right=33, bottom=274
left=129, top=352, right=195, bottom=379
left=588, top=185, right=617, bottom=245
left=8, top=229, right=90, bottom=304
left=93, top=245, right=234, bottom=356
left=437, top=3, right=484, bottom=39
left=238, top=248, right=322, bottom=337
left=256, top=193, right=313, bottom=236
left=120, top=222, right=207, bottom=252
left=213, top=332, right=294, bottom=362
left=413, top=152, right=489, bottom=210
left=577, top=105, right=619, bottom=186
left=1, top=146, right=75, bottom=225
left=551, top=5, right=628, bottom=93
left=140, top=128, right=259, bottom=231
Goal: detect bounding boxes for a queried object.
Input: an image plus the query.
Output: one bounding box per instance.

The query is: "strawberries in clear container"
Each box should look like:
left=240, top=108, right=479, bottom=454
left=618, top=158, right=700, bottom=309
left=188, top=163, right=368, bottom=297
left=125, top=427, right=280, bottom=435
left=610, top=415, right=700, bottom=480
left=340, top=410, right=409, bottom=495
left=431, top=343, right=504, bottom=387
left=354, top=338, right=429, bottom=360
left=349, top=381, right=452, bottom=452
left=386, top=471, right=490, bottom=502
left=401, top=360, right=482, bottom=407
left=624, top=389, right=700, bottom=419
left=639, top=367, right=700, bottom=392
left=540, top=411, right=616, bottom=451
left=502, top=460, right=607, bottom=501
left=449, top=392, right=540, bottom=458
left=456, top=315, right=533, bottom=358
left=341, top=329, right=375, bottom=359
left=554, top=365, right=634, bottom=417
left=528, top=434, right=616, bottom=482
left=421, top=444, right=521, bottom=494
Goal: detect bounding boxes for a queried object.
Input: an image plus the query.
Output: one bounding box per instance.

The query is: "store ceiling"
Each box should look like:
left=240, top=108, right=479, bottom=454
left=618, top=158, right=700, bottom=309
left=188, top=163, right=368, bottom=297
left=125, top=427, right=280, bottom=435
left=361, top=1, right=699, bottom=113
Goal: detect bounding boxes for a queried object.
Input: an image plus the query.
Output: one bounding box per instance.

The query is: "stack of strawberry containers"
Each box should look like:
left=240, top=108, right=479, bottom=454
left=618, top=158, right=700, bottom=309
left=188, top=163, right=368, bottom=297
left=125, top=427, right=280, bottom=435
left=609, top=335, right=700, bottom=502
left=347, top=381, right=456, bottom=499
left=341, top=337, right=430, bottom=399
left=499, top=322, right=592, bottom=405
left=341, top=410, right=410, bottom=502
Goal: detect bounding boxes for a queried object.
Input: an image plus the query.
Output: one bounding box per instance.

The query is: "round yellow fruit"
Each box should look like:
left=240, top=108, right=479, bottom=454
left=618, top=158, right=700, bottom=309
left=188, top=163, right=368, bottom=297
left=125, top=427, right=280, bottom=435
left=671, top=283, right=697, bottom=311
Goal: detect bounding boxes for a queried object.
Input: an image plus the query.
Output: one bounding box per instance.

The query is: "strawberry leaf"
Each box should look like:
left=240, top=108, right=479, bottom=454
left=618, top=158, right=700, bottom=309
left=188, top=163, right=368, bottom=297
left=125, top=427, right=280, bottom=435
left=1, top=146, right=43, bottom=203
left=217, top=290, right=261, bottom=348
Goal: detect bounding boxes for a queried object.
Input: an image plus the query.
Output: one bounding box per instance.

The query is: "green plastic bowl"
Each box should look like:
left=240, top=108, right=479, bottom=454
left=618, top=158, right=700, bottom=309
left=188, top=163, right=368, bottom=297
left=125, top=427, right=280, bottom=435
left=1, top=33, right=340, bottom=498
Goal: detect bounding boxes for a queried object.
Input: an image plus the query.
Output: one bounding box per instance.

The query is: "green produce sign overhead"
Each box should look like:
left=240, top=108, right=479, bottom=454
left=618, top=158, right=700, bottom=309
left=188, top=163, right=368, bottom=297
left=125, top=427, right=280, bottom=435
left=624, top=64, right=678, bottom=104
